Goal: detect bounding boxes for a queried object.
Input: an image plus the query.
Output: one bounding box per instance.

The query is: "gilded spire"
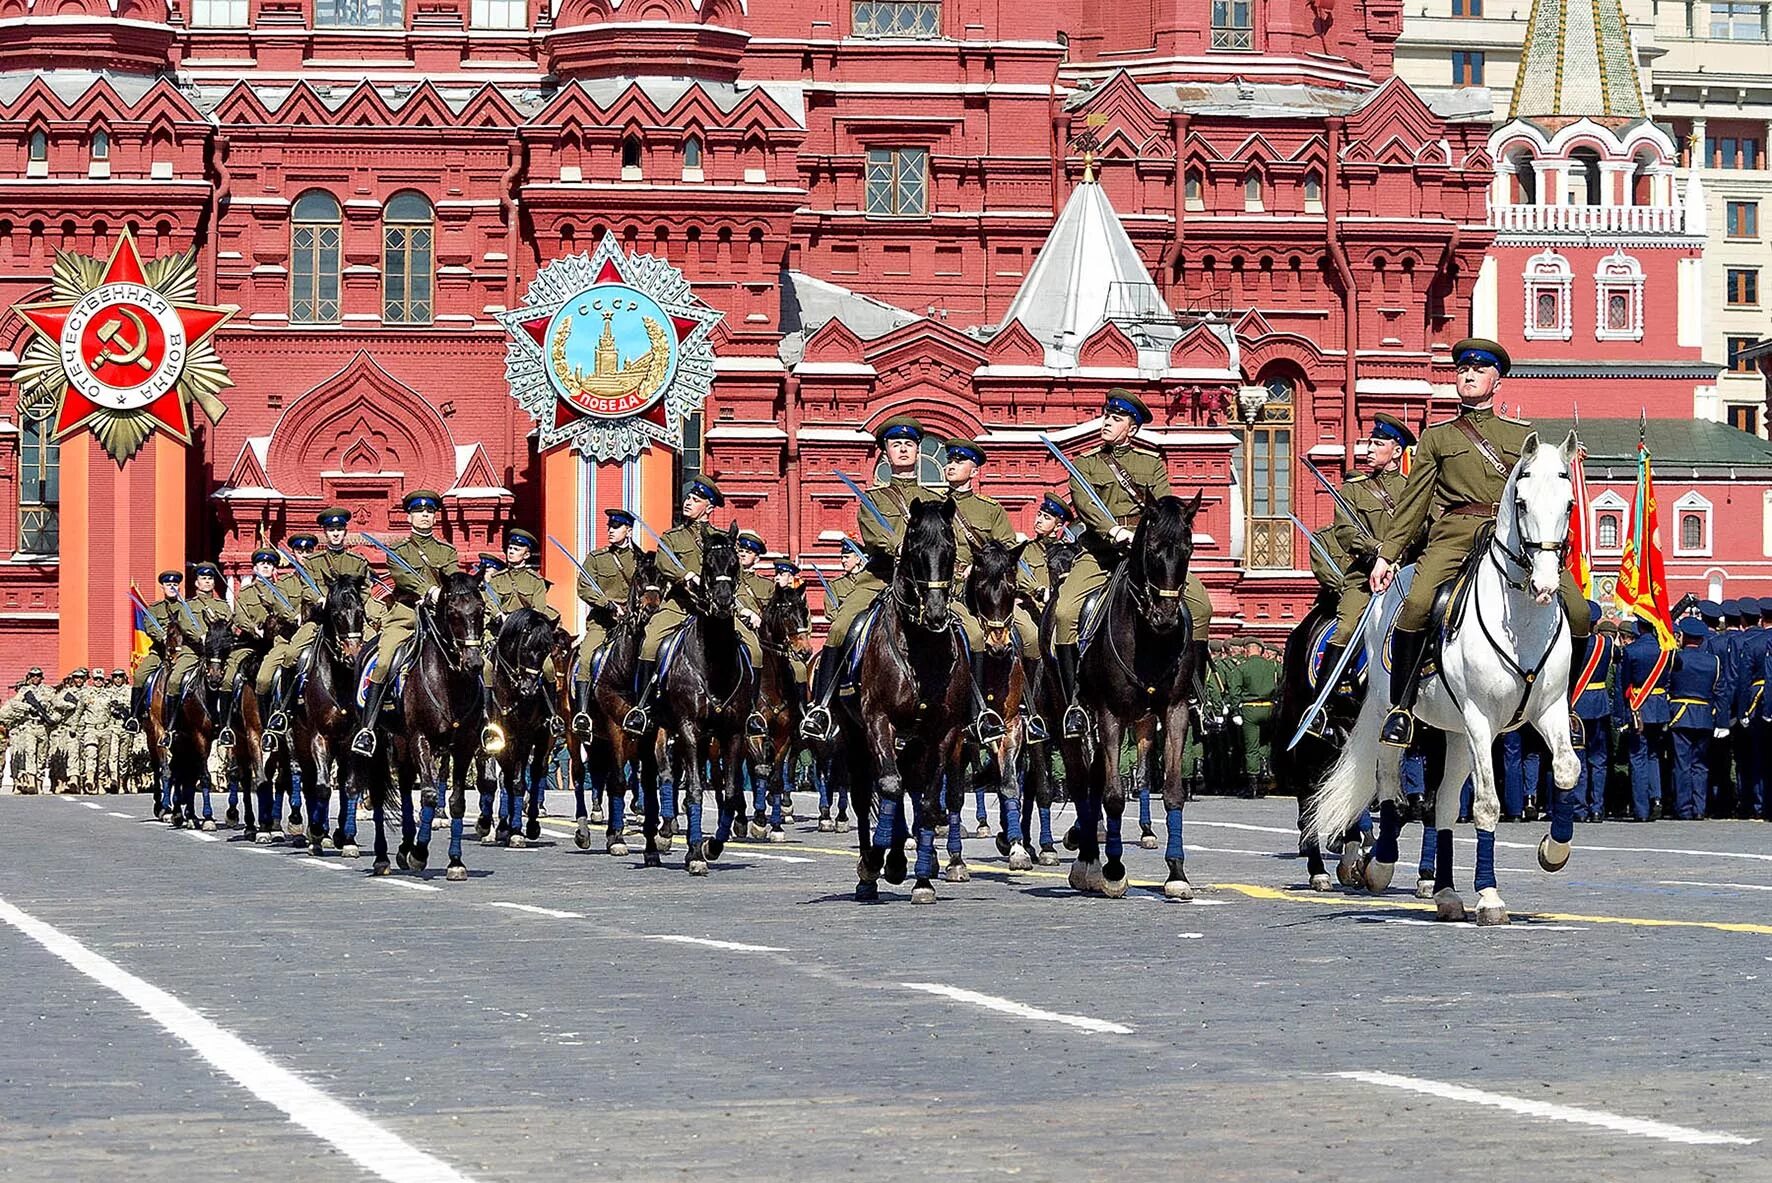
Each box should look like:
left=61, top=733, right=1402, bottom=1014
left=1509, top=0, right=1645, bottom=121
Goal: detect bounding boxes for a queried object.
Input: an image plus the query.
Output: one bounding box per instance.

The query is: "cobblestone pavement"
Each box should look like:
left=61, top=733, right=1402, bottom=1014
left=2, top=793, right=1769, bottom=1182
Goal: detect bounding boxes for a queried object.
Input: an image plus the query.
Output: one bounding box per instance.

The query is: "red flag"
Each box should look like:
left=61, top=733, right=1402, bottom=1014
left=1614, top=440, right=1674, bottom=653
left=1567, top=452, right=1592, bottom=598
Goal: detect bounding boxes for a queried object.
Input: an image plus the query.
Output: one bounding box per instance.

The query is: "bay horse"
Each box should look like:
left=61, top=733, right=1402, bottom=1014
left=1309, top=431, right=1580, bottom=925
left=482, top=607, right=568, bottom=848
left=290, top=575, right=367, bottom=857
left=948, top=540, right=1030, bottom=880
left=351, top=571, right=487, bottom=881
left=750, top=580, right=813, bottom=844
left=577, top=551, right=666, bottom=856
left=654, top=524, right=758, bottom=876
left=1062, top=492, right=1205, bottom=900
left=148, top=618, right=234, bottom=831
left=839, top=498, right=971, bottom=905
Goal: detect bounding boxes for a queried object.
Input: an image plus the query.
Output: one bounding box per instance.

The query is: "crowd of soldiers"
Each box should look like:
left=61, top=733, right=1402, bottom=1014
left=0, top=665, right=140, bottom=794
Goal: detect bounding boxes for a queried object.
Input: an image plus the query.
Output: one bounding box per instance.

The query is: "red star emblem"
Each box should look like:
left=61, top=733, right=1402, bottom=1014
left=14, top=230, right=234, bottom=445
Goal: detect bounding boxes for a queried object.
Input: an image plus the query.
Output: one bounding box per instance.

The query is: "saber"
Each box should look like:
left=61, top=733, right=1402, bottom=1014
left=1285, top=511, right=1348, bottom=581
left=1038, top=435, right=1117, bottom=530
left=276, top=546, right=324, bottom=601
left=129, top=587, right=169, bottom=642
left=1302, top=458, right=1375, bottom=544
left=631, top=515, right=688, bottom=576
left=547, top=534, right=614, bottom=605
left=1286, top=591, right=1384, bottom=752
left=833, top=470, right=893, bottom=538
left=359, top=533, right=423, bottom=578
left=803, top=558, right=840, bottom=615
left=259, top=574, right=299, bottom=620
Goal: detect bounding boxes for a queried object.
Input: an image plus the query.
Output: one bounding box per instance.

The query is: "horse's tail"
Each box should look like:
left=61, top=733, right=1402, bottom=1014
left=1305, top=679, right=1384, bottom=845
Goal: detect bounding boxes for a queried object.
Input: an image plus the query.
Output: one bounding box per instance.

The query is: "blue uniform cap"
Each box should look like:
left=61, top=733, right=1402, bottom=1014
left=288, top=534, right=318, bottom=552
left=774, top=559, right=800, bottom=575
left=605, top=509, right=636, bottom=528
left=838, top=536, right=866, bottom=557
left=158, top=569, right=183, bottom=585
left=1038, top=492, right=1074, bottom=522
left=683, top=477, right=724, bottom=507
left=1677, top=616, right=1709, bottom=639
left=1753, top=597, right=1772, bottom=618
left=943, top=439, right=986, bottom=466
left=736, top=533, right=767, bottom=556
left=1103, top=389, right=1153, bottom=426
left=1721, top=599, right=1742, bottom=620
left=1697, top=599, right=1723, bottom=620
left=317, top=507, right=352, bottom=527
left=251, top=548, right=278, bottom=566
left=478, top=553, right=507, bottom=572
left=190, top=562, right=220, bottom=580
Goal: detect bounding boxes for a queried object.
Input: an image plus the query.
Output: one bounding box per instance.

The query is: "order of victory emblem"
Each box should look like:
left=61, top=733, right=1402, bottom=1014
left=11, top=229, right=236, bottom=464
left=498, top=236, right=722, bottom=463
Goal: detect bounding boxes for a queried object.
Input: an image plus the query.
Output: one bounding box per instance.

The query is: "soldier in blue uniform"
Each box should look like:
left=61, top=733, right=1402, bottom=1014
left=1570, top=600, right=1614, bottom=822
left=1617, top=616, right=1671, bottom=821
left=1669, top=616, right=1723, bottom=821
left=1738, top=597, right=1771, bottom=820
left=1711, top=599, right=1745, bottom=816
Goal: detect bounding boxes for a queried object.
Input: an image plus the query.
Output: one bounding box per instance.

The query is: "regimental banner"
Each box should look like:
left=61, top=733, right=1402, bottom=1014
left=11, top=230, right=237, bottom=465
left=497, top=236, right=723, bottom=463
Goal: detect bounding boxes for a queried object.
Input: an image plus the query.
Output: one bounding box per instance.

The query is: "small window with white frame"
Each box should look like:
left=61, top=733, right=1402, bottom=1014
left=1590, top=490, right=1627, bottom=555
left=189, top=0, right=248, bottom=25
left=1673, top=491, right=1712, bottom=557
left=1523, top=247, right=1572, bottom=341
left=471, top=0, right=527, bottom=28
left=1594, top=250, right=1644, bottom=342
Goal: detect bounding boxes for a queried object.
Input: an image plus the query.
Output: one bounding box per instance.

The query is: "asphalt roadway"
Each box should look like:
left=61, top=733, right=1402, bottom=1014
left=3, top=791, right=1770, bottom=1183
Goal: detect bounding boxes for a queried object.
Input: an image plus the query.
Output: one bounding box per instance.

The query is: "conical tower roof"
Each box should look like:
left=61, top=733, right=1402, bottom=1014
left=1509, top=0, right=1645, bottom=120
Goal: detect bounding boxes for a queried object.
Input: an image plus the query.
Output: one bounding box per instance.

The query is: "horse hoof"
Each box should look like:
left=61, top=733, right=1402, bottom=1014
left=747, top=822, right=768, bottom=841
left=1415, top=878, right=1435, bottom=899
left=911, top=883, right=937, bottom=905
left=1164, top=876, right=1194, bottom=901
left=474, top=817, right=492, bottom=840
left=883, top=851, right=908, bottom=886
left=688, top=858, right=709, bottom=876
left=410, top=845, right=430, bottom=872
left=373, top=860, right=391, bottom=876
left=1062, top=827, right=1079, bottom=852
left=340, top=843, right=359, bottom=859
left=574, top=822, right=592, bottom=850
left=509, top=832, right=528, bottom=849
left=607, top=840, right=629, bottom=858
left=589, top=809, right=606, bottom=826
left=643, top=850, right=662, bottom=868
left=706, top=839, right=725, bottom=862
left=768, top=828, right=787, bottom=844
left=817, top=818, right=834, bottom=833
left=661, top=818, right=676, bottom=839
left=1362, top=858, right=1396, bottom=894
left=855, top=880, right=878, bottom=902
left=1038, top=847, right=1060, bottom=867
left=480, top=832, right=499, bottom=847
left=1138, top=830, right=1159, bottom=850
left=253, top=832, right=273, bottom=846
left=1068, top=861, right=1091, bottom=892
left=445, top=862, right=468, bottom=883
left=201, top=819, right=218, bottom=832
left=973, top=823, right=992, bottom=840
left=1537, top=835, right=1571, bottom=874
left=225, top=808, right=240, bottom=827
left=1434, top=889, right=1467, bottom=923
left=1476, top=889, right=1509, bottom=926
left=835, top=819, right=851, bottom=834
left=943, top=862, right=970, bottom=883
left=1084, top=862, right=1107, bottom=894
left=659, top=833, right=675, bottom=854
left=1102, top=873, right=1129, bottom=899
left=525, top=819, right=541, bottom=841
left=1310, top=872, right=1333, bottom=892
left=1007, top=843, right=1033, bottom=872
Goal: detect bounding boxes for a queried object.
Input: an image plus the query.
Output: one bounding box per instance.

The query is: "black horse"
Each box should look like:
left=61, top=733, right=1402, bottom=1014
left=839, top=498, right=972, bottom=905
left=948, top=540, right=1031, bottom=880
left=579, top=551, right=665, bottom=856
left=350, top=571, right=487, bottom=880
left=653, top=524, right=757, bottom=875
left=153, top=619, right=234, bottom=830
left=482, top=607, right=568, bottom=848
left=291, top=575, right=368, bottom=857
left=1018, top=538, right=1081, bottom=864
left=751, top=579, right=813, bottom=843
left=1062, top=492, right=1204, bottom=900
left=1275, top=590, right=1370, bottom=891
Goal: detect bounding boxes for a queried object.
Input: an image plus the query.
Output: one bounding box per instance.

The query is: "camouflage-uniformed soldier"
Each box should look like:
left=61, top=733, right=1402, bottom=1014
left=1316, top=413, right=1413, bottom=684
left=1051, top=389, right=1214, bottom=739
left=571, top=508, right=641, bottom=734
left=942, top=438, right=1045, bottom=741
left=308, top=507, right=386, bottom=630
left=1368, top=338, right=1593, bottom=747
left=624, top=477, right=763, bottom=736
left=89, top=667, right=129, bottom=794
left=802, top=415, right=941, bottom=741
left=48, top=668, right=91, bottom=793
left=6, top=666, right=52, bottom=793
left=352, top=489, right=459, bottom=757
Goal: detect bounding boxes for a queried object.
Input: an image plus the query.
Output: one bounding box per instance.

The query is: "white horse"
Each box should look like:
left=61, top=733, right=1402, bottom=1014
left=1308, top=430, right=1581, bottom=926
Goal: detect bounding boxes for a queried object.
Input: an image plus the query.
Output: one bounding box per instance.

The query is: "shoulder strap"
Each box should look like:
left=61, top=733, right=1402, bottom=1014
left=1100, top=450, right=1144, bottom=504
left=1451, top=416, right=1509, bottom=478
left=1368, top=476, right=1397, bottom=514
left=949, top=499, right=988, bottom=550
left=874, top=482, right=912, bottom=520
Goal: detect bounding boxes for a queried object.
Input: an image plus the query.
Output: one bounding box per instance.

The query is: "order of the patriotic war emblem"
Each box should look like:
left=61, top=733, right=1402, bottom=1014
left=498, top=236, right=722, bottom=463
left=11, top=229, right=236, bottom=464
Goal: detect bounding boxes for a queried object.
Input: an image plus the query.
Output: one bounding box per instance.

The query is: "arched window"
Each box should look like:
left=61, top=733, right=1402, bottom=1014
left=1596, top=513, right=1620, bottom=550
left=1569, top=147, right=1602, bottom=206
left=27, top=129, right=47, bottom=177
left=1243, top=375, right=1295, bottom=569
left=683, top=135, right=704, bottom=179
left=90, top=131, right=109, bottom=161
left=1673, top=492, right=1712, bottom=557
left=382, top=191, right=434, bottom=325
left=290, top=190, right=341, bottom=324
left=88, top=130, right=110, bottom=178
left=1184, top=169, right=1204, bottom=212
left=1243, top=172, right=1263, bottom=212
left=1590, top=491, right=1627, bottom=554
left=1303, top=172, right=1323, bottom=213
left=1595, top=250, right=1644, bottom=342
left=1523, top=248, right=1572, bottom=341
left=621, top=135, right=643, bottom=180
left=1508, top=149, right=1537, bottom=204
left=18, top=409, right=58, bottom=557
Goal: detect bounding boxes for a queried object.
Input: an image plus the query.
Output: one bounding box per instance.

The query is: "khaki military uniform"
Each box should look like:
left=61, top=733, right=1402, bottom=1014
left=1018, top=537, right=1054, bottom=609
left=226, top=581, right=288, bottom=691
left=640, top=523, right=762, bottom=667
left=1230, top=653, right=1280, bottom=784
left=259, top=572, right=319, bottom=698
left=1053, top=443, right=1213, bottom=646
left=575, top=544, right=638, bottom=682
left=823, top=475, right=941, bottom=651
left=163, top=594, right=232, bottom=700
left=1378, top=407, right=1590, bottom=639
left=947, top=488, right=1040, bottom=657
left=741, top=564, right=809, bottom=686
left=367, top=531, right=460, bottom=685
left=1328, top=467, right=1407, bottom=643
left=307, top=547, right=386, bottom=630
left=132, top=598, right=181, bottom=692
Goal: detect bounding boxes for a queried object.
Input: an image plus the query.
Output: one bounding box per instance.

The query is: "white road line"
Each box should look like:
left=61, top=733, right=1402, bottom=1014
left=82, top=801, right=105, bottom=810
left=294, top=859, right=344, bottom=871
left=485, top=901, right=583, bottom=919
left=1178, top=933, right=1204, bottom=939
left=1190, top=820, right=1296, bottom=836
left=1194, top=817, right=1772, bottom=866
left=901, top=982, right=1133, bottom=1035
left=642, top=935, right=788, bottom=953
left=377, top=879, right=442, bottom=894
left=739, top=852, right=816, bottom=863
left=184, top=830, right=219, bottom=843
left=1658, top=879, right=1772, bottom=893
left=1333, top=1071, right=1758, bottom=1147
left=1364, top=917, right=1588, bottom=932
left=0, top=895, right=480, bottom=1183
left=107, top=811, right=134, bottom=819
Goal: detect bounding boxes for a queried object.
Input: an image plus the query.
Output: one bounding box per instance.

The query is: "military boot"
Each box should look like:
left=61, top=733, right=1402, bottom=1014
left=1056, top=643, right=1088, bottom=739
left=1380, top=628, right=1427, bottom=748
left=351, top=677, right=390, bottom=758
left=571, top=679, right=594, bottom=737
left=800, top=650, right=841, bottom=743
left=970, top=652, right=1006, bottom=745
left=1021, top=655, right=1048, bottom=744
left=124, top=684, right=146, bottom=734
left=622, top=659, right=658, bottom=736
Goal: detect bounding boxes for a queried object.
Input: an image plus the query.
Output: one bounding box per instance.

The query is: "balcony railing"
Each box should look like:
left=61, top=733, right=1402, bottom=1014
left=1490, top=203, right=1687, bottom=233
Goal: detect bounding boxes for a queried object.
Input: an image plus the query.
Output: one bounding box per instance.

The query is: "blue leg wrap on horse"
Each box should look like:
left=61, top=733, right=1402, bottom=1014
left=874, top=795, right=899, bottom=850
left=289, top=774, right=303, bottom=811
left=660, top=782, right=676, bottom=821
left=1105, top=813, right=1123, bottom=861
left=1003, top=794, right=1024, bottom=844
left=892, top=799, right=910, bottom=845
left=1417, top=823, right=1435, bottom=876
left=974, top=786, right=988, bottom=824
left=1139, top=783, right=1152, bottom=829
left=1357, top=807, right=1373, bottom=836
left=946, top=811, right=964, bottom=856
left=1474, top=828, right=1497, bottom=892
left=448, top=807, right=464, bottom=861
left=1039, top=805, right=1054, bottom=846
left=608, top=792, right=625, bottom=833
left=1373, top=801, right=1401, bottom=865
left=1165, top=807, right=1185, bottom=861
left=816, top=768, right=831, bottom=810
left=200, top=780, right=214, bottom=819
left=687, top=796, right=703, bottom=846
left=1550, top=785, right=1578, bottom=844
left=1434, top=829, right=1455, bottom=891
left=771, top=779, right=784, bottom=827
left=915, top=825, right=936, bottom=880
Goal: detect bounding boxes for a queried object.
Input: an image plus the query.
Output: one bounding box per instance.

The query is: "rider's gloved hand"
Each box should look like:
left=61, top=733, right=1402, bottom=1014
left=1713, top=727, right=1731, bottom=739
left=424, top=584, right=441, bottom=604
left=742, top=608, right=761, bottom=629
left=1110, top=525, right=1134, bottom=546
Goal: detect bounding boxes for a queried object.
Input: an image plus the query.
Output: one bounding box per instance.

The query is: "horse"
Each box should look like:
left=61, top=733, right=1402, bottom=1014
left=1015, top=538, right=1081, bottom=865
left=290, top=574, right=368, bottom=857
left=652, top=524, right=758, bottom=876
left=948, top=540, right=1031, bottom=880
left=1309, top=431, right=1581, bottom=926
left=1062, top=492, right=1205, bottom=900
left=350, top=571, right=487, bottom=881
left=750, top=580, right=814, bottom=844
left=481, top=607, right=568, bottom=849
left=149, top=618, right=234, bottom=831
left=578, top=551, right=666, bottom=857
left=839, top=498, right=972, bottom=905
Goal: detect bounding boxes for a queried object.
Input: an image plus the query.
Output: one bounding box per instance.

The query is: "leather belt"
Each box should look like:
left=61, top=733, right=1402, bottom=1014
left=1445, top=502, right=1498, bottom=517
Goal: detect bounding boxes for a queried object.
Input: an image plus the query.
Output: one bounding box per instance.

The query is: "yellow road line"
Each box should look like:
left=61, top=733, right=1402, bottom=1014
left=536, top=820, right=1772, bottom=936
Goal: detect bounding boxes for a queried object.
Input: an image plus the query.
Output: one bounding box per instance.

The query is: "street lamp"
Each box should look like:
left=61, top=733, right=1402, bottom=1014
left=1237, top=383, right=1269, bottom=426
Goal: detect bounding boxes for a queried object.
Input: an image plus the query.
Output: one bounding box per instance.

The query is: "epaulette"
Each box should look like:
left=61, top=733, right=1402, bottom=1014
left=1498, top=411, right=1528, bottom=425
left=1130, top=444, right=1161, bottom=457
left=1344, top=473, right=1369, bottom=484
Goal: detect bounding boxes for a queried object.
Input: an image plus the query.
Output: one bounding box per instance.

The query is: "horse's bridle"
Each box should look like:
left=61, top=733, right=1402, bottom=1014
left=419, top=594, right=483, bottom=674
left=1490, top=475, right=1573, bottom=593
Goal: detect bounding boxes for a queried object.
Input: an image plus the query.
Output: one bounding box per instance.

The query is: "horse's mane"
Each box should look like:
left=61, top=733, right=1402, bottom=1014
left=902, top=498, right=956, bottom=567
left=1138, top=495, right=1194, bottom=554
left=762, top=581, right=806, bottom=632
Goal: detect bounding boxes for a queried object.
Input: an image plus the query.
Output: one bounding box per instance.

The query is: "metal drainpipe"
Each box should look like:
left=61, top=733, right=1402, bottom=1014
left=500, top=139, right=526, bottom=311
left=1161, top=112, right=1190, bottom=273
left=1325, top=117, right=1358, bottom=473
left=784, top=370, right=802, bottom=560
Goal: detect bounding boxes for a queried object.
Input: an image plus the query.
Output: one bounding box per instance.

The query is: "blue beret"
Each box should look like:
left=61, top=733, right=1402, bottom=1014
left=605, top=509, right=636, bottom=528
left=1677, top=616, right=1709, bottom=639
left=1039, top=493, right=1074, bottom=522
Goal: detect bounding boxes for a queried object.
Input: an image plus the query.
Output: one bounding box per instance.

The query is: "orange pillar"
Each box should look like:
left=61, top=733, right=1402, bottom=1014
left=541, top=446, right=579, bottom=622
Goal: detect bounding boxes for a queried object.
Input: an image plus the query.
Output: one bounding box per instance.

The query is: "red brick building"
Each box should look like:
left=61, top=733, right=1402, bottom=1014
left=2, top=0, right=1517, bottom=670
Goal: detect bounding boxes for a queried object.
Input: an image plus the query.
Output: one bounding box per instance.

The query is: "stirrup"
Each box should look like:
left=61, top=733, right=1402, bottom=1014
left=263, top=731, right=280, bottom=755
left=218, top=726, right=236, bottom=747
left=350, top=728, right=377, bottom=758
left=549, top=716, right=565, bottom=739
left=1569, top=714, right=1586, bottom=749
left=972, top=708, right=1006, bottom=745
left=482, top=722, right=507, bottom=755
left=124, top=718, right=141, bottom=734
left=1379, top=708, right=1415, bottom=748
left=267, top=711, right=288, bottom=734
left=621, top=706, right=650, bottom=736
left=571, top=711, right=592, bottom=736
left=800, top=703, right=836, bottom=742
left=1025, top=711, right=1048, bottom=744
left=1062, top=701, right=1089, bottom=740
left=745, top=712, right=769, bottom=740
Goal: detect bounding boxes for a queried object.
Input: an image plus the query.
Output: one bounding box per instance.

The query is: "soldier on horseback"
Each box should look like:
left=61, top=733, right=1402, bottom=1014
left=1367, top=338, right=1593, bottom=748
left=261, top=534, right=323, bottom=740
left=571, top=508, right=640, bottom=736
left=482, top=529, right=557, bottom=626
left=801, top=415, right=940, bottom=742
left=1051, top=390, right=1213, bottom=739
left=223, top=549, right=299, bottom=746
left=127, top=570, right=186, bottom=733
left=351, top=490, right=460, bottom=757
left=162, top=564, right=231, bottom=746
left=1018, top=492, right=1072, bottom=611
left=738, top=530, right=806, bottom=702
left=310, top=508, right=384, bottom=629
